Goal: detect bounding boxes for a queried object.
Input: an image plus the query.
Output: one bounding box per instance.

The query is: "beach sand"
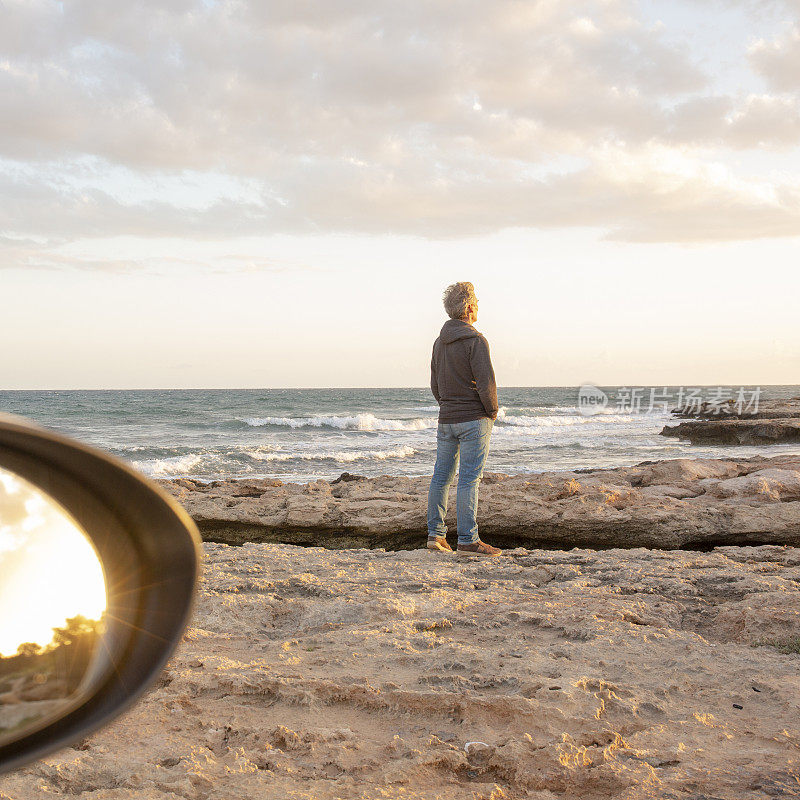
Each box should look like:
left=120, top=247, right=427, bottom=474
left=2, top=540, right=798, bottom=799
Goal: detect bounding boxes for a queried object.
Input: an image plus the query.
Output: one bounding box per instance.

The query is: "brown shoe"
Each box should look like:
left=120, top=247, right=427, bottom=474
left=427, top=537, right=453, bottom=552
left=457, top=540, right=502, bottom=556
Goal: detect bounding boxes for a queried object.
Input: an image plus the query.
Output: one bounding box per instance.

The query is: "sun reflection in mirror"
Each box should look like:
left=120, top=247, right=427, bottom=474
left=0, top=468, right=107, bottom=658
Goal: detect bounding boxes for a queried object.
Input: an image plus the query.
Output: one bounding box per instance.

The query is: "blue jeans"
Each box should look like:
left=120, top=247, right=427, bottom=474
left=427, top=417, right=493, bottom=545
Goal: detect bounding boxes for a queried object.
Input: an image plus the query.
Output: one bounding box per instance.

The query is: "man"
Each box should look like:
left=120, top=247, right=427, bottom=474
left=427, top=282, right=502, bottom=556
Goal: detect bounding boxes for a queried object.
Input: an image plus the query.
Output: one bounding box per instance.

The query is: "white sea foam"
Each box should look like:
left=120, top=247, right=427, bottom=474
left=491, top=416, right=669, bottom=441
left=497, top=412, right=640, bottom=428
left=509, top=404, right=661, bottom=417
left=131, top=444, right=418, bottom=477
left=132, top=453, right=205, bottom=477
left=245, top=446, right=416, bottom=463
left=242, top=407, right=651, bottom=433
left=241, top=413, right=436, bottom=432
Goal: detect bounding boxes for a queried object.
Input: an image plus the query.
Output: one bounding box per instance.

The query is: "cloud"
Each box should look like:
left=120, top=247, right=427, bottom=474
left=276, top=144, right=800, bottom=241
left=666, top=93, right=800, bottom=147
left=749, top=24, right=800, bottom=92
left=2, top=141, right=799, bottom=246
left=0, top=0, right=708, bottom=166
left=726, top=94, right=800, bottom=146
left=0, top=0, right=799, bottom=253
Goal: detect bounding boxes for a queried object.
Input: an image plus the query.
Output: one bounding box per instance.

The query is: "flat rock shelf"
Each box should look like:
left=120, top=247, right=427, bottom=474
left=158, top=454, right=800, bottom=551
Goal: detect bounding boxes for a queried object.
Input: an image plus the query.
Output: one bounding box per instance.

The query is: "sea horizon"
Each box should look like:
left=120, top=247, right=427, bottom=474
left=1, top=383, right=794, bottom=391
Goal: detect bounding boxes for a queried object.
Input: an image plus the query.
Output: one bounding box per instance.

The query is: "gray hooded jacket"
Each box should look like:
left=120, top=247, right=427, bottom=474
left=430, top=319, right=499, bottom=424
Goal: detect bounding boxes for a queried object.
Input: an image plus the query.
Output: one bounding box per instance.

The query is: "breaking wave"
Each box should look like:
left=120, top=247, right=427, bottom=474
left=129, top=445, right=419, bottom=478
left=241, top=413, right=436, bottom=431
left=131, top=453, right=206, bottom=477
left=245, top=445, right=417, bottom=463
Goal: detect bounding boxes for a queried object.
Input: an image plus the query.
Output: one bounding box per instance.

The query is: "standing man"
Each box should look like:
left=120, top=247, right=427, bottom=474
left=427, top=282, right=502, bottom=556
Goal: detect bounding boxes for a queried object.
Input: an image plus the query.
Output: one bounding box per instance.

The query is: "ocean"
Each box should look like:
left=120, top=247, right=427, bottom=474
left=1, top=386, right=798, bottom=483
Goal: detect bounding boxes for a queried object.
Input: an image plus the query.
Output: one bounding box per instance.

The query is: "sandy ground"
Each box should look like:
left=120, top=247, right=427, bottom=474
left=2, top=542, right=800, bottom=799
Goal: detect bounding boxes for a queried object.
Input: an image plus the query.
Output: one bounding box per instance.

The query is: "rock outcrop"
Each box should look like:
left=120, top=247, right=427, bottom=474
left=159, top=454, right=800, bottom=550
left=671, top=397, right=800, bottom=420
left=662, top=398, right=800, bottom=445
left=662, top=419, right=800, bottom=445
left=3, top=541, right=798, bottom=799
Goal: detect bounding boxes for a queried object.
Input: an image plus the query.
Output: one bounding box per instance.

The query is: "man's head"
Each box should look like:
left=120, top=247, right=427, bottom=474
left=442, top=282, right=478, bottom=324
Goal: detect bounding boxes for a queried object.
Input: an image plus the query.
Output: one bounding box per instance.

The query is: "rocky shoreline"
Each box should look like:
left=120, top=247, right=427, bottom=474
left=159, top=453, right=800, bottom=551
left=661, top=398, right=800, bottom=445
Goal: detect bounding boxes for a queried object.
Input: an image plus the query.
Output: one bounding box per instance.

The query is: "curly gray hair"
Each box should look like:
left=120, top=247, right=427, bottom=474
left=442, top=282, right=477, bottom=320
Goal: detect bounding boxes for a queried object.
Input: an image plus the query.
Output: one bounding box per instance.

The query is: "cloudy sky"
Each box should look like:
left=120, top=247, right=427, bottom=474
left=2, top=0, right=799, bottom=388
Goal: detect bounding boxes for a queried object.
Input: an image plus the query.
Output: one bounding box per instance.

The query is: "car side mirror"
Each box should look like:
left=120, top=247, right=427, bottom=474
left=0, top=414, right=201, bottom=775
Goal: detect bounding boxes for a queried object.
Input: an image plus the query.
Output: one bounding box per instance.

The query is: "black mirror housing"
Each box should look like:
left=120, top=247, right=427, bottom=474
left=0, top=414, right=201, bottom=775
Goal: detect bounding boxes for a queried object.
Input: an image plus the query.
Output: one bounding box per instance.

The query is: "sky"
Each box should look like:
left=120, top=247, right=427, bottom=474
left=1, top=0, right=799, bottom=389
left=0, top=469, right=106, bottom=656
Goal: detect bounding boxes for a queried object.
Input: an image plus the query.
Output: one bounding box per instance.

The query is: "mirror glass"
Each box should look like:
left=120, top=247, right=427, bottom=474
left=0, top=467, right=107, bottom=745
